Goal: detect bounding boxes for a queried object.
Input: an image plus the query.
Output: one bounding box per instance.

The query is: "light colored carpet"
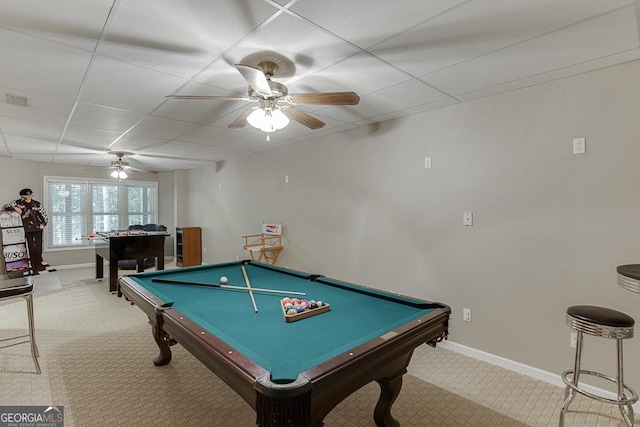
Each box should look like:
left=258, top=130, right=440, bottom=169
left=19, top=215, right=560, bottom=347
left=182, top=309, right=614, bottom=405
left=0, top=268, right=631, bottom=426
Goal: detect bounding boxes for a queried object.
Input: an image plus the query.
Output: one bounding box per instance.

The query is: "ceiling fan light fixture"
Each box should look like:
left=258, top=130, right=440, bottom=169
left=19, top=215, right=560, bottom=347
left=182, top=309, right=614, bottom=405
left=111, top=169, right=128, bottom=179
left=247, top=106, right=289, bottom=133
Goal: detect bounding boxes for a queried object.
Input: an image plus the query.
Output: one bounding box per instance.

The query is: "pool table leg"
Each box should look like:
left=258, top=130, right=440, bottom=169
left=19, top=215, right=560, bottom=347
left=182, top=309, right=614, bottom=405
left=151, top=312, right=173, bottom=366
left=373, top=374, right=403, bottom=427
left=372, top=351, right=414, bottom=427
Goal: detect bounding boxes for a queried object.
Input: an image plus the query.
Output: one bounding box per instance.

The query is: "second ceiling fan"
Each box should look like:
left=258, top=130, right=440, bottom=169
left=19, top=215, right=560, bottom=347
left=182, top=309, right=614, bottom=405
left=167, top=61, right=360, bottom=135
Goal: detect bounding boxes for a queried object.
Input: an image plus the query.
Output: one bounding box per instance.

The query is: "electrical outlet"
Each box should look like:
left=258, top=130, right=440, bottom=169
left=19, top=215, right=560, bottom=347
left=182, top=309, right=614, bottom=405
left=285, top=175, right=289, bottom=183
left=572, top=137, right=586, bottom=154
left=570, top=332, right=577, bottom=348
left=463, top=308, right=472, bottom=322
left=424, top=157, right=432, bottom=169
left=203, top=247, right=207, bottom=254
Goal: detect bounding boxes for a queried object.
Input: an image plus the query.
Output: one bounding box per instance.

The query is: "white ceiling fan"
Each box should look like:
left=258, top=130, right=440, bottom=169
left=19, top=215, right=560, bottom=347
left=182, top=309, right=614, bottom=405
left=167, top=59, right=360, bottom=140
left=106, top=151, right=161, bottom=179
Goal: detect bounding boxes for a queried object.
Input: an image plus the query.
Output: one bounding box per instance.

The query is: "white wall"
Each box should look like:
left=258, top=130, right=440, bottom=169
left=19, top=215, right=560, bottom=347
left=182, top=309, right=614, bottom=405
left=182, top=59, right=640, bottom=387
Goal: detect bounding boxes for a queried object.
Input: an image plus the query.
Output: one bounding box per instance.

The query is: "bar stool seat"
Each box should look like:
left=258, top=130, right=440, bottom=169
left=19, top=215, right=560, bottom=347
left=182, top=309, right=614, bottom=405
left=0, top=277, right=41, bottom=374
left=560, top=305, right=637, bottom=426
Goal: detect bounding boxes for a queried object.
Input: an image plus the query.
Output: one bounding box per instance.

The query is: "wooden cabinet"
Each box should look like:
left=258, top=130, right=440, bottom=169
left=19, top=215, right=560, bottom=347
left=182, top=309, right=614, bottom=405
left=176, top=227, right=201, bottom=267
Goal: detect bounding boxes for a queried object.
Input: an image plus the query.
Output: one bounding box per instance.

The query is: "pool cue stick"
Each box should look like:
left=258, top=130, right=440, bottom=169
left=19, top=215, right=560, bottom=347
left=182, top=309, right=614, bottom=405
left=241, top=265, right=259, bottom=313
left=150, top=278, right=305, bottom=296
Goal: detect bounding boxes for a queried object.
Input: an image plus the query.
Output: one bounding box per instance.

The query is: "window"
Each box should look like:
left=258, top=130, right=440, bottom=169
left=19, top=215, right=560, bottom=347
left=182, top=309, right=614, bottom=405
left=44, top=176, right=157, bottom=250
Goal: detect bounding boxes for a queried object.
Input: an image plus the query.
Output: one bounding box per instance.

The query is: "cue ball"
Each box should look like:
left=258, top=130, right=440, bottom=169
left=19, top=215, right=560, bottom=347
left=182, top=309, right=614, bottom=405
left=220, top=276, right=228, bottom=284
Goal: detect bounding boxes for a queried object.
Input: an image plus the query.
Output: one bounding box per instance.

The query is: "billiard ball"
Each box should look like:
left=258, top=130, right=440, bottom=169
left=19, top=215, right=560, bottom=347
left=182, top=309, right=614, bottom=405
left=220, top=276, right=228, bottom=284
left=286, top=308, right=297, bottom=315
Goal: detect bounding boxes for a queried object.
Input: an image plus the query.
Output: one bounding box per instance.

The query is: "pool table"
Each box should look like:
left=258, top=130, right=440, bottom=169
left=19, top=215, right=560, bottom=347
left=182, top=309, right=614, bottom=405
left=118, top=260, right=450, bottom=426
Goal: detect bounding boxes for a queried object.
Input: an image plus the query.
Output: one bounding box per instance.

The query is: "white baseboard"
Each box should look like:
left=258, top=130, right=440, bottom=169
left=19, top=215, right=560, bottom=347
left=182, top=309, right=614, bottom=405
left=54, top=262, right=95, bottom=270
left=439, top=340, right=639, bottom=411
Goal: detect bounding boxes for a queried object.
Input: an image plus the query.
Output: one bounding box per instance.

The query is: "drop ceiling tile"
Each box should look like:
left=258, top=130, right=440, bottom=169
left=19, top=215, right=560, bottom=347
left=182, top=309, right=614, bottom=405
left=63, top=127, right=121, bottom=151
left=457, top=48, right=640, bottom=102
left=188, top=146, right=246, bottom=161
left=12, top=154, right=55, bottom=163
left=4, top=135, right=57, bottom=155
left=80, top=55, right=187, bottom=113
left=220, top=12, right=361, bottom=82
left=147, top=158, right=211, bottom=170
left=70, top=103, right=146, bottom=133
left=0, top=0, right=117, bottom=50
left=370, top=0, right=634, bottom=77
left=127, top=116, right=201, bottom=139
left=0, top=28, right=92, bottom=99
left=423, top=6, right=640, bottom=96
left=287, top=52, right=411, bottom=96
left=146, top=140, right=208, bottom=156
left=289, top=0, right=469, bottom=48
left=205, top=132, right=274, bottom=151
left=0, top=89, right=74, bottom=122
left=108, top=134, right=170, bottom=152
left=248, top=138, right=296, bottom=153
left=51, top=154, right=101, bottom=165
left=177, top=124, right=250, bottom=146
left=100, top=0, right=279, bottom=78
left=0, top=117, right=64, bottom=140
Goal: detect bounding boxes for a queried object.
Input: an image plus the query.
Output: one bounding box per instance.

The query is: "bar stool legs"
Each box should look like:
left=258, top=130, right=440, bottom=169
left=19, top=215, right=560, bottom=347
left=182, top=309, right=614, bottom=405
left=0, top=277, right=41, bottom=374
left=559, top=306, right=637, bottom=427
left=559, top=331, right=583, bottom=426
left=617, top=339, right=635, bottom=426
left=25, top=292, right=41, bottom=374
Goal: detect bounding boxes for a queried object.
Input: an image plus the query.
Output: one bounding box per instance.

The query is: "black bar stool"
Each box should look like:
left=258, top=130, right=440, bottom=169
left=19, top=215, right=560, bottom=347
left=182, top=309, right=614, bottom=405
left=618, top=264, right=640, bottom=295
left=560, top=305, right=636, bottom=426
left=0, top=276, right=41, bottom=374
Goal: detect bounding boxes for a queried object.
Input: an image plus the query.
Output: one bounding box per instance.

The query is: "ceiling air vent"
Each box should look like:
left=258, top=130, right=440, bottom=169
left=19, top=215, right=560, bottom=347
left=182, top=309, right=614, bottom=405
left=6, top=94, right=29, bottom=107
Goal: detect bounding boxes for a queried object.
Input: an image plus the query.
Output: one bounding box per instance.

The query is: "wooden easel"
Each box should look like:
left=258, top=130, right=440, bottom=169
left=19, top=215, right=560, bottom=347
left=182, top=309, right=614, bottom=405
left=242, top=223, right=283, bottom=265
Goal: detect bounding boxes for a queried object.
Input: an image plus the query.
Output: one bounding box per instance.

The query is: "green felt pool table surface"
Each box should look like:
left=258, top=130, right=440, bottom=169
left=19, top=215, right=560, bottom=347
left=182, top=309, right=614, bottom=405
left=125, top=261, right=440, bottom=381
left=118, top=260, right=450, bottom=427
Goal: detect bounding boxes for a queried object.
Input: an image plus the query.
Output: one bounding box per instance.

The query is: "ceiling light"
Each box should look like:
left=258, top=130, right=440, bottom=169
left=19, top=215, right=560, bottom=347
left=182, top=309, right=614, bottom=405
left=111, top=170, right=128, bottom=179
left=247, top=102, right=289, bottom=133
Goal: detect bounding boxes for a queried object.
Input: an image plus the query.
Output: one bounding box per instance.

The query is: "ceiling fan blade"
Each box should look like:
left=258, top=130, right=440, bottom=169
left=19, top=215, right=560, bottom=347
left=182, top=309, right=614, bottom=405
left=129, top=166, right=157, bottom=174
left=282, top=108, right=326, bottom=130
left=288, top=92, right=360, bottom=105
left=228, top=108, right=256, bottom=129
left=235, top=64, right=272, bottom=97
left=166, top=95, right=250, bottom=101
